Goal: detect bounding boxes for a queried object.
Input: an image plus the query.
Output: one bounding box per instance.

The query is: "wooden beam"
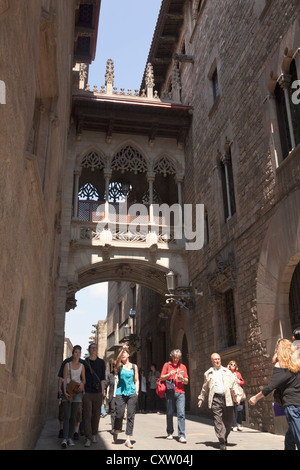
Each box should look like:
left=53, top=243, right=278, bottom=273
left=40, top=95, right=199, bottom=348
left=159, top=35, right=177, bottom=43
left=165, top=13, right=184, bottom=20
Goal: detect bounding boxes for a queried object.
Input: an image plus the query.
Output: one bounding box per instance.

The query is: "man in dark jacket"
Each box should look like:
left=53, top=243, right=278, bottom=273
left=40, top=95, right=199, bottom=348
left=83, top=343, right=106, bottom=446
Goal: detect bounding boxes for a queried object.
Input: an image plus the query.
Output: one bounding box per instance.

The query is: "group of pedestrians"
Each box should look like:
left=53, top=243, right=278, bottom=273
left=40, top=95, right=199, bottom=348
left=198, top=327, right=300, bottom=450
left=57, top=327, right=300, bottom=450
left=57, top=342, right=106, bottom=448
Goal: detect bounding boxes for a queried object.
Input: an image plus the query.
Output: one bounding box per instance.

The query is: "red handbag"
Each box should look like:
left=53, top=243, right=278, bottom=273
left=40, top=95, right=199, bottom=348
left=156, top=363, right=170, bottom=398
left=156, top=379, right=166, bottom=398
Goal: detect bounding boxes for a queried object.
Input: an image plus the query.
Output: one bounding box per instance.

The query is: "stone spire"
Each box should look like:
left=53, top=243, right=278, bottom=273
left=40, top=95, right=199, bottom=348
left=145, top=63, right=155, bottom=99
left=105, top=58, right=115, bottom=95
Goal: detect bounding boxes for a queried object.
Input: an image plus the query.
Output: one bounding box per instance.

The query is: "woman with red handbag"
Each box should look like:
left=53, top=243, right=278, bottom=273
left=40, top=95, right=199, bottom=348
left=160, top=349, right=189, bottom=443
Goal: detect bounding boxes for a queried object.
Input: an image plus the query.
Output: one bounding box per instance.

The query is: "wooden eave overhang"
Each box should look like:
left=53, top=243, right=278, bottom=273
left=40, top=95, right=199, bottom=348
left=72, top=93, right=192, bottom=142
left=141, top=0, right=185, bottom=95
left=74, top=0, right=101, bottom=64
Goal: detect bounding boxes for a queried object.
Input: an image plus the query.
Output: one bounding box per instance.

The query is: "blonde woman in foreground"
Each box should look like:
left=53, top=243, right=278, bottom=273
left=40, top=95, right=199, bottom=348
left=249, top=339, right=300, bottom=450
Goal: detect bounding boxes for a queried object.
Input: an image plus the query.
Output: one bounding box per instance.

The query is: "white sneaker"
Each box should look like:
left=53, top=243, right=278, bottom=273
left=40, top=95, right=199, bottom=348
left=61, top=439, right=67, bottom=448
left=166, top=434, right=173, bottom=440
left=92, top=435, right=98, bottom=443
left=85, top=438, right=91, bottom=447
left=67, top=438, right=75, bottom=446
left=179, top=437, right=187, bottom=443
left=237, top=425, right=243, bottom=431
left=232, top=427, right=238, bottom=432
left=125, top=439, right=134, bottom=449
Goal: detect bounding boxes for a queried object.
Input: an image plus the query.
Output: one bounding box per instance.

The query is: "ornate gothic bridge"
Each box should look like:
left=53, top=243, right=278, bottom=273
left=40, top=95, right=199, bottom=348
left=61, top=59, right=194, bottom=308
left=50, top=60, right=195, bottom=404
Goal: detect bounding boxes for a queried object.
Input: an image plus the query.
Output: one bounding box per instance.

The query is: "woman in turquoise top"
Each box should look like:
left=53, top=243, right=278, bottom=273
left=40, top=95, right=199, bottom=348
left=112, top=343, right=139, bottom=449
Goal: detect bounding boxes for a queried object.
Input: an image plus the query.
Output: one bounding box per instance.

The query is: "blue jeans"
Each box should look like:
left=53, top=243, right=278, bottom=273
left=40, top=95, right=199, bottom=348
left=165, top=391, right=186, bottom=438
left=233, top=403, right=243, bottom=427
left=284, top=405, right=300, bottom=450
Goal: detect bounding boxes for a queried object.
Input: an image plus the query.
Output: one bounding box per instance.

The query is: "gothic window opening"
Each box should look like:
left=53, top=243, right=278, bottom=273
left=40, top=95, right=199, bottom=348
left=204, top=207, right=209, bottom=245
left=78, top=183, right=100, bottom=201
left=212, top=68, right=220, bottom=101
left=77, top=151, right=105, bottom=221
left=289, top=60, right=300, bottom=148
left=289, top=261, right=300, bottom=331
left=275, top=82, right=291, bottom=159
left=153, top=156, right=178, bottom=207
left=275, top=59, right=300, bottom=160
left=218, top=289, right=237, bottom=349
left=110, top=145, right=148, bottom=208
left=78, top=183, right=101, bottom=222
left=107, top=181, right=133, bottom=203
left=220, top=147, right=236, bottom=222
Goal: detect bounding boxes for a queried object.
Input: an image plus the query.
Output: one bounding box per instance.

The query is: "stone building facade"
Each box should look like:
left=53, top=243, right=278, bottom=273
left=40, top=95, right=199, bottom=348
left=107, top=0, right=300, bottom=435
left=1, top=0, right=300, bottom=450
left=143, top=0, right=300, bottom=434
left=0, top=0, right=101, bottom=450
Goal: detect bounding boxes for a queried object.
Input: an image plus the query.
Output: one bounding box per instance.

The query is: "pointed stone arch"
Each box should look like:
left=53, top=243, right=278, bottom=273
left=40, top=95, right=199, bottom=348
left=256, top=189, right=300, bottom=353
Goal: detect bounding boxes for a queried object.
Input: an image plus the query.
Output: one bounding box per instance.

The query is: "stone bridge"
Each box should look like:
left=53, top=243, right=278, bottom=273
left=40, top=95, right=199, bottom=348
left=49, top=59, right=194, bottom=413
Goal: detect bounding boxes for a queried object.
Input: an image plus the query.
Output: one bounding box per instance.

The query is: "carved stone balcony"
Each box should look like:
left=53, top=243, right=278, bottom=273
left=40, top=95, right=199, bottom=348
left=70, top=200, right=185, bottom=249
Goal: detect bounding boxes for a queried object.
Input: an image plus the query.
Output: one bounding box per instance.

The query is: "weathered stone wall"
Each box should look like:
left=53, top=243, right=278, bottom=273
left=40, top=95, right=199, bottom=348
left=178, top=0, right=300, bottom=432
left=0, top=1, right=74, bottom=449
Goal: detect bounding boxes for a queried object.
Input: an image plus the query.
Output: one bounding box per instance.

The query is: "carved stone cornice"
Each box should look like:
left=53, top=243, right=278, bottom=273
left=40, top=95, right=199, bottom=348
left=65, top=282, right=79, bottom=312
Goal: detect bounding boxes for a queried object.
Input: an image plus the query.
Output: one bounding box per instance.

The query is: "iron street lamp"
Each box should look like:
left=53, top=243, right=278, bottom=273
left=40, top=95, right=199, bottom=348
left=165, top=270, right=203, bottom=310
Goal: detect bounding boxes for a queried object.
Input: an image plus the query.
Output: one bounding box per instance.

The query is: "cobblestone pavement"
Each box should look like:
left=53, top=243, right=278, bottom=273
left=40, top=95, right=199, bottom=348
left=35, top=411, right=285, bottom=452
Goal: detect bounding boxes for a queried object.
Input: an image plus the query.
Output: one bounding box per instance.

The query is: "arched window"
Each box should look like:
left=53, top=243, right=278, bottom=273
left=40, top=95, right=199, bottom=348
left=76, top=151, right=105, bottom=221
left=77, top=183, right=100, bottom=221
left=275, top=59, right=300, bottom=160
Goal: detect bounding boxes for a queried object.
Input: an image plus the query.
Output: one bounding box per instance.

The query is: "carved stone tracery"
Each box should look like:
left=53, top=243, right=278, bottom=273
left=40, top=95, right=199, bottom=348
left=111, top=146, right=148, bottom=174
left=81, top=151, right=105, bottom=171
left=154, top=155, right=177, bottom=177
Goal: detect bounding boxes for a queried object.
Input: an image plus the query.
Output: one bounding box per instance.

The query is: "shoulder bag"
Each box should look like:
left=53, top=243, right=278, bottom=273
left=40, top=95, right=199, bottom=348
left=86, top=358, right=102, bottom=392
left=230, top=383, right=246, bottom=404
left=66, top=364, right=81, bottom=403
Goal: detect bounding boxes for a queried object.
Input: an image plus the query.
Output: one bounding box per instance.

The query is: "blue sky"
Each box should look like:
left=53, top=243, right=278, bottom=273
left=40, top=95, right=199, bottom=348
left=65, top=0, right=162, bottom=355
left=88, top=0, right=162, bottom=91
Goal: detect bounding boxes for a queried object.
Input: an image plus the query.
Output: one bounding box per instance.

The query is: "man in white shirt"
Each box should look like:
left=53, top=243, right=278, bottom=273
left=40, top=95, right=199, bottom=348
left=198, top=353, right=241, bottom=450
